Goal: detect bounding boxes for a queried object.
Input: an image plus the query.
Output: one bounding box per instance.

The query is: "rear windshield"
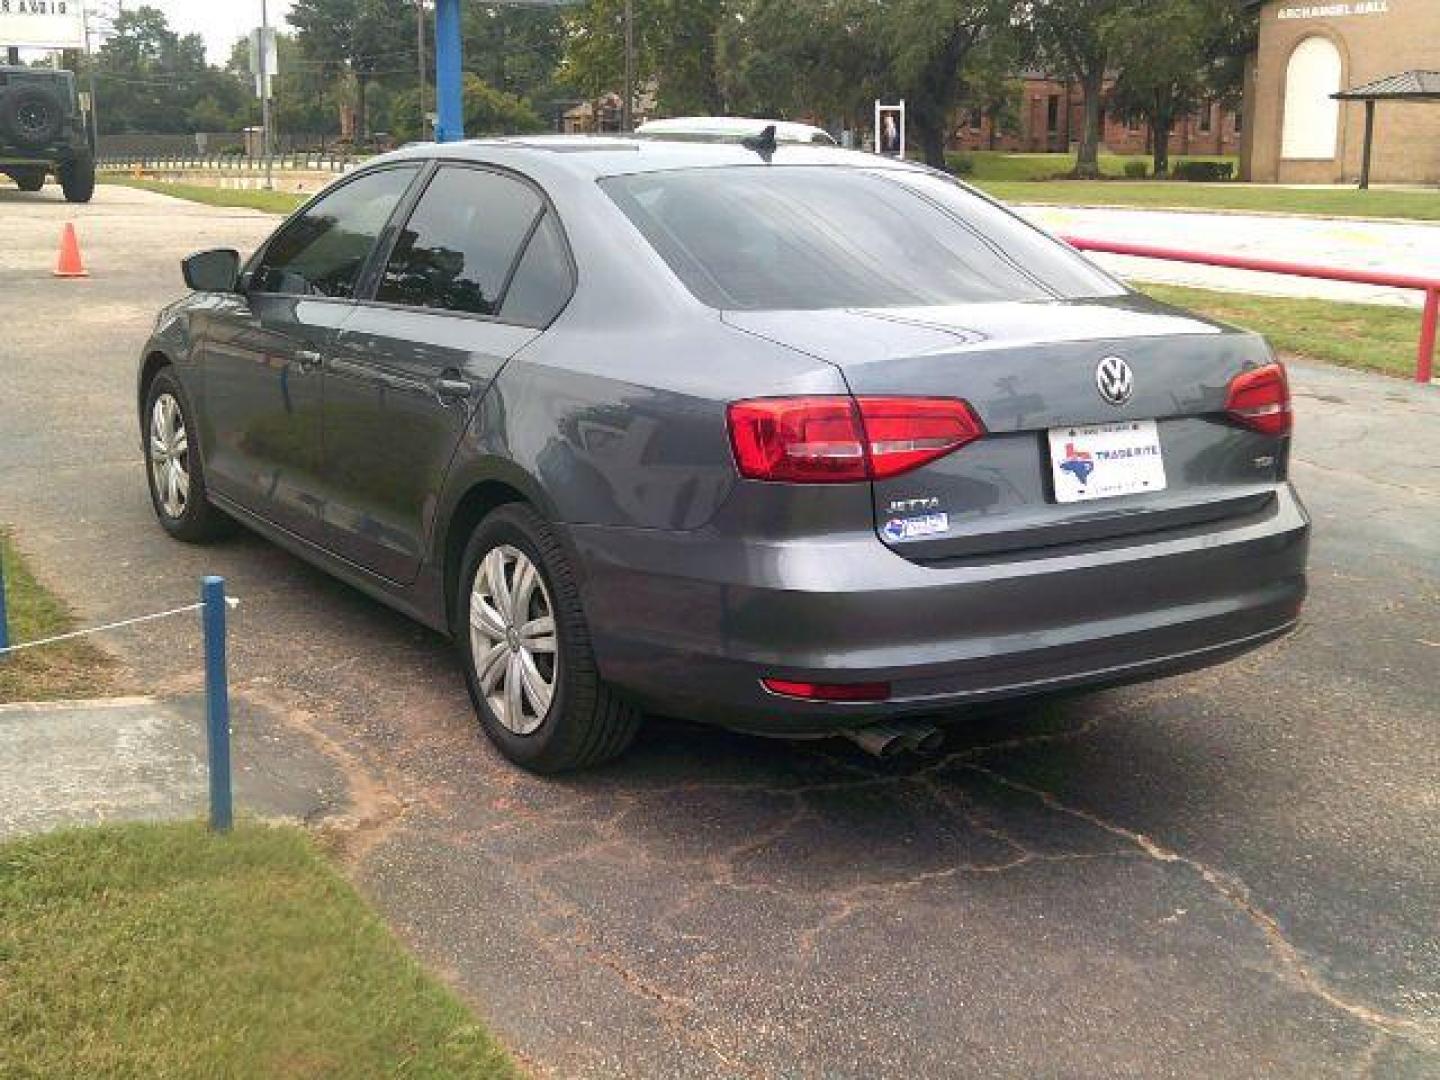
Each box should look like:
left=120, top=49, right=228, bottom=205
left=601, top=166, right=1123, bottom=311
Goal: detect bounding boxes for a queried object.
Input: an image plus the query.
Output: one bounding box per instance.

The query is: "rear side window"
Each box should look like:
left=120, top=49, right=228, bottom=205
left=602, top=166, right=1124, bottom=311
left=500, top=213, right=573, bottom=328
left=378, top=166, right=544, bottom=317
left=252, top=166, right=418, bottom=298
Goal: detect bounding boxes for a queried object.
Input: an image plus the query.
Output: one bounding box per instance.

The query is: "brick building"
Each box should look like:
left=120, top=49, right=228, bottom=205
left=1240, top=0, right=1440, bottom=184
left=948, top=72, right=1243, bottom=158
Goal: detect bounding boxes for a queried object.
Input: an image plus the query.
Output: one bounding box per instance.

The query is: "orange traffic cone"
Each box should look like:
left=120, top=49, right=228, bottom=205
left=54, top=223, right=89, bottom=279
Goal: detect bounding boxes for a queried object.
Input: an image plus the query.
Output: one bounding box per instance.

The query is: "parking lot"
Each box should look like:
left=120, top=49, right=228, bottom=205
left=1, top=184, right=1437, bottom=1077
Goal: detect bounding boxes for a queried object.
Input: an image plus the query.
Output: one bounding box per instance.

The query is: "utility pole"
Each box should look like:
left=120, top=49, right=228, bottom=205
left=417, top=0, right=429, bottom=137
left=621, top=0, right=634, bottom=132
left=83, top=3, right=101, bottom=150
left=259, top=0, right=274, bottom=190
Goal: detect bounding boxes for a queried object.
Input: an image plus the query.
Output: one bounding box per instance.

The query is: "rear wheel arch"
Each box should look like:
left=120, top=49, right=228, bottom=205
left=443, top=479, right=530, bottom=633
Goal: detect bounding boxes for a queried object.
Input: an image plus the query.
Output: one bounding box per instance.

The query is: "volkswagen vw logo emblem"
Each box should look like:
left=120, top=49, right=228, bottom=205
left=1096, top=356, right=1135, bottom=406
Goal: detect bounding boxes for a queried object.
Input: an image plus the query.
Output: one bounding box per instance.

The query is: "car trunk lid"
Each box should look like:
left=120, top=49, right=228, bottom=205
left=724, top=295, right=1285, bottom=561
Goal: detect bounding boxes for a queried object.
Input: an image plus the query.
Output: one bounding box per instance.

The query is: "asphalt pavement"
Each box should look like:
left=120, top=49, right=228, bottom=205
left=0, top=183, right=1436, bottom=1078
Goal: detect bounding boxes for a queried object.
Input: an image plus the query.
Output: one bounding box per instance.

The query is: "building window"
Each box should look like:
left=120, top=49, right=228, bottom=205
left=1281, top=36, right=1342, bottom=159
left=1234, top=109, right=1244, bottom=134
left=1046, top=95, right=1060, bottom=133
left=1198, top=106, right=1213, bottom=133
left=968, top=108, right=983, bottom=132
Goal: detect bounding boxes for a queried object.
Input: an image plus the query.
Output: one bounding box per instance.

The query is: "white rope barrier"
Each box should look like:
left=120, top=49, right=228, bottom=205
left=0, top=597, right=239, bottom=657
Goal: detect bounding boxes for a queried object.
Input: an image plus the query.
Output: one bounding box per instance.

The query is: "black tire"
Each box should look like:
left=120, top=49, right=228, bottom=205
left=143, top=369, right=231, bottom=543
left=457, top=504, right=642, bottom=773
left=1, top=86, right=65, bottom=148
left=13, top=169, right=45, bottom=192
left=60, top=151, right=95, bottom=204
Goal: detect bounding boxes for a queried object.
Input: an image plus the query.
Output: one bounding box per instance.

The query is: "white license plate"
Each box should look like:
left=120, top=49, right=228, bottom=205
left=1047, top=420, right=1167, bottom=503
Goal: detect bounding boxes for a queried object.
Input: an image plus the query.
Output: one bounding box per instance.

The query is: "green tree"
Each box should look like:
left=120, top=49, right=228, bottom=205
left=1022, top=0, right=1131, bottom=178
left=289, top=0, right=416, bottom=138
left=888, top=0, right=1011, bottom=168
left=561, top=0, right=725, bottom=118
left=89, top=6, right=249, bottom=134
left=958, top=26, right=1025, bottom=150
left=390, top=72, right=543, bottom=141
left=1106, top=0, right=1254, bottom=176
left=716, top=0, right=888, bottom=132
left=465, top=3, right=568, bottom=120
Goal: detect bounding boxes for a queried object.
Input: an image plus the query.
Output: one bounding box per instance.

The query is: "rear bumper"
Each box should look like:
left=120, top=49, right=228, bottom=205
left=0, top=143, right=86, bottom=169
left=570, top=484, right=1310, bottom=735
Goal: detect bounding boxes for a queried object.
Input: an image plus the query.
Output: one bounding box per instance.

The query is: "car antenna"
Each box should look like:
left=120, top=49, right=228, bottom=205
left=742, top=125, right=778, bottom=161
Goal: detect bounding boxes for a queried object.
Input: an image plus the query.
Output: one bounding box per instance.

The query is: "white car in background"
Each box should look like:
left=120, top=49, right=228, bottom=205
left=634, top=116, right=838, bottom=146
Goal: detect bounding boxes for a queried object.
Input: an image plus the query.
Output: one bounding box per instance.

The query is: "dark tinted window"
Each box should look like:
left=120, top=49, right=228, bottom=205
left=501, top=213, right=573, bottom=327
left=378, top=166, right=543, bottom=317
left=253, top=167, right=417, bottom=298
left=890, top=171, right=1122, bottom=299
left=602, top=166, right=1123, bottom=312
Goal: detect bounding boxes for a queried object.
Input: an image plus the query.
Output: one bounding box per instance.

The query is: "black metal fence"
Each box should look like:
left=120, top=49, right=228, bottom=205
left=97, top=150, right=354, bottom=174
left=97, top=131, right=341, bottom=159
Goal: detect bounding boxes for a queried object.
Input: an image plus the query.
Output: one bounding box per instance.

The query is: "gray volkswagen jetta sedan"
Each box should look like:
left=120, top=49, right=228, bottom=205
left=138, top=136, right=1309, bottom=772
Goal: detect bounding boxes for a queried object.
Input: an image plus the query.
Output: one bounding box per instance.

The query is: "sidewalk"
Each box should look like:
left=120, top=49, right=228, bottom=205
left=1020, top=203, right=1440, bottom=307
left=0, top=696, right=346, bottom=840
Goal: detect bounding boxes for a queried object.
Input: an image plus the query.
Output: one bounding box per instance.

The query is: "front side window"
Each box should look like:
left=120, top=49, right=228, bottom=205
left=602, top=165, right=1122, bottom=312
left=378, top=166, right=544, bottom=317
left=252, top=167, right=418, bottom=298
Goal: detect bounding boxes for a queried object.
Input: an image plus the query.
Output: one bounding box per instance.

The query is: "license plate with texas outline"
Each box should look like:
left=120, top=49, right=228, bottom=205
left=1048, top=420, right=1167, bottom=503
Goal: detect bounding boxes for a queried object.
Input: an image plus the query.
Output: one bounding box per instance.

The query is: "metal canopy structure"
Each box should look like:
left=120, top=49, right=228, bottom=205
left=1332, top=70, right=1440, bottom=190
left=433, top=0, right=581, bottom=144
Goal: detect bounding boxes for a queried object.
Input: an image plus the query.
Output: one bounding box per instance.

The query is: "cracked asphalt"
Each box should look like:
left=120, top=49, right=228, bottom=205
left=1, top=184, right=1437, bottom=1078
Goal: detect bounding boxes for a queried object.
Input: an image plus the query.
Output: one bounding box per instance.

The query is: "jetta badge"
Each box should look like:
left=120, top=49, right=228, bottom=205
left=1096, top=355, right=1135, bottom=406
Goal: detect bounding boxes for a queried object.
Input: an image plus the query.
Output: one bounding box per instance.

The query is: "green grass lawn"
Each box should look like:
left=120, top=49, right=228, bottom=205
left=0, top=821, right=518, bottom=1078
left=980, top=178, right=1440, bottom=221
left=946, top=151, right=1440, bottom=220
left=1139, top=283, right=1425, bottom=379
left=0, top=530, right=117, bottom=704
left=102, top=176, right=307, bottom=215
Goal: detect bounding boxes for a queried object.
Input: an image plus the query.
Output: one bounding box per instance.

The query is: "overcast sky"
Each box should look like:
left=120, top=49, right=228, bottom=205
left=144, top=0, right=298, bottom=63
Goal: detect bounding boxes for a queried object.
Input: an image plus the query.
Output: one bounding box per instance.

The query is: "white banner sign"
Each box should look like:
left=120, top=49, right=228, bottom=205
left=1278, top=2, right=1389, bottom=19
left=0, top=1, right=85, bottom=49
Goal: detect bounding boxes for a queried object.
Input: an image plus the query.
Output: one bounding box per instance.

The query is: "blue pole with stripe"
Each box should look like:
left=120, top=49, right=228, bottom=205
left=203, top=576, right=233, bottom=832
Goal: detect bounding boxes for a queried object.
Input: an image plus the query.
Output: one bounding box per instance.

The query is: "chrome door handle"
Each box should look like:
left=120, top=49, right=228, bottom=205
left=436, top=377, right=474, bottom=402
left=295, top=348, right=324, bottom=371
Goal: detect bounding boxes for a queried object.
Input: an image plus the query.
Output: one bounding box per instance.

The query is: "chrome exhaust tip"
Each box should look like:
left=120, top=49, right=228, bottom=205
left=844, top=720, right=944, bottom=758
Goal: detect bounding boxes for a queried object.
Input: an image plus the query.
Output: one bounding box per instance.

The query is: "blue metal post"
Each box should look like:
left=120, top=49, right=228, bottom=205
left=0, top=542, right=10, bottom=655
left=202, top=576, right=233, bottom=833
left=435, top=0, right=464, bottom=143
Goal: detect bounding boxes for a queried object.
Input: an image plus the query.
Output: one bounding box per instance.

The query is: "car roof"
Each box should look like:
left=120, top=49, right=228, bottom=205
left=636, top=117, right=838, bottom=145
left=377, top=135, right=916, bottom=182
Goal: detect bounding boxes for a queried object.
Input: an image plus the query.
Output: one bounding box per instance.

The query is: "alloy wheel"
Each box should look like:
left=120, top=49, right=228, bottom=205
left=469, top=545, right=559, bottom=735
left=149, top=392, right=191, bottom=519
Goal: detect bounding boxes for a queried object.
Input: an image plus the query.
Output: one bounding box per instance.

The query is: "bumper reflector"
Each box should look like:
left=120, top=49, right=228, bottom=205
left=762, top=678, right=892, bottom=703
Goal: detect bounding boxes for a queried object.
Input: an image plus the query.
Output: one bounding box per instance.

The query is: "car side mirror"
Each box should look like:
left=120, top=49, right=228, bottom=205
left=182, top=248, right=241, bottom=293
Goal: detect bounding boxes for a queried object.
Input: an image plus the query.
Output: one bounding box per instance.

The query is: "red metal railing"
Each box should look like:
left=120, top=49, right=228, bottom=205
left=1062, top=235, right=1440, bottom=385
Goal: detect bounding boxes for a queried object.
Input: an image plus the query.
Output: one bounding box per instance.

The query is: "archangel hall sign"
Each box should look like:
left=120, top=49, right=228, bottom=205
left=0, top=1, right=86, bottom=50
left=1277, top=2, right=1389, bottom=17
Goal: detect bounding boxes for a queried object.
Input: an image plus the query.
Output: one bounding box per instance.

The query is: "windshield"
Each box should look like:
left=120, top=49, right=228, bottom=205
left=602, top=166, right=1123, bottom=311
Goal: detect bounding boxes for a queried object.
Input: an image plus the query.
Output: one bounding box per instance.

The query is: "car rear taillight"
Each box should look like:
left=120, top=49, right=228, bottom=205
left=727, top=396, right=984, bottom=483
left=1225, top=363, right=1292, bottom=436
left=761, top=678, right=891, bottom=702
